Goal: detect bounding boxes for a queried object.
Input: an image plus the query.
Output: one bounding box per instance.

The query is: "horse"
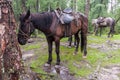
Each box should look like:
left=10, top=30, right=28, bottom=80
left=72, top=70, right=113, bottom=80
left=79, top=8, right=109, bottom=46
left=92, top=17, right=115, bottom=37
left=17, top=9, right=88, bottom=66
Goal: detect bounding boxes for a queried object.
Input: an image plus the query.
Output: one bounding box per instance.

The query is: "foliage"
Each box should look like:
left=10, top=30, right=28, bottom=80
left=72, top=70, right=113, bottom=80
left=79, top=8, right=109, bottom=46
left=12, top=0, right=120, bottom=33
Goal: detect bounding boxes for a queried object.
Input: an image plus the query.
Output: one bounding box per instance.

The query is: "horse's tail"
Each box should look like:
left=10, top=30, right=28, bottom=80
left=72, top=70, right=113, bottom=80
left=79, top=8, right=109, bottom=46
left=79, top=13, right=88, bottom=54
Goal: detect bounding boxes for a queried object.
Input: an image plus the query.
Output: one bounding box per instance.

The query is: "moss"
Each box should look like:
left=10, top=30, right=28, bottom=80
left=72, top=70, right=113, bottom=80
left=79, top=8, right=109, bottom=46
left=88, top=35, right=107, bottom=44
left=21, top=34, right=120, bottom=78
left=21, top=43, right=40, bottom=51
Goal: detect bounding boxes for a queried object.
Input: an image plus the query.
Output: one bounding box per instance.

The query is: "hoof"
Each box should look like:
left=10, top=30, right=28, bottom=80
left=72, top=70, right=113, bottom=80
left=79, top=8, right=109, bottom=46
left=44, top=63, right=51, bottom=67
left=55, top=65, right=60, bottom=69
left=83, top=55, right=87, bottom=59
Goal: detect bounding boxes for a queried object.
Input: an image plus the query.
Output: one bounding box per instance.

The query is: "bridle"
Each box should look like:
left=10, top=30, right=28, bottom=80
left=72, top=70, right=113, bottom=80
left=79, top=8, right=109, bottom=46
left=18, top=20, right=32, bottom=40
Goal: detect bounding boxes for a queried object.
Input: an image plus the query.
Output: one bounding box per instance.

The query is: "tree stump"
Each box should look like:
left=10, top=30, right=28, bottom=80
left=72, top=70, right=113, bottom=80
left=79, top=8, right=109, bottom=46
left=0, top=0, right=22, bottom=80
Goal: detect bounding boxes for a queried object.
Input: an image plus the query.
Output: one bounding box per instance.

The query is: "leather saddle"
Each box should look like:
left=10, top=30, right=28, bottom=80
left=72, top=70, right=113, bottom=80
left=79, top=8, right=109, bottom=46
left=55, top=8, right=75, bottom=24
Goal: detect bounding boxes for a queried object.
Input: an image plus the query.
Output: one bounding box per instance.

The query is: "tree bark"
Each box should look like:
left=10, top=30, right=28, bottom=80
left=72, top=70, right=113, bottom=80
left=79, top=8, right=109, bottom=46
left=73, top=0, right=77, bottom=12
left=84, top=0, right=90, bottom=18
left=21, top=0, right=27, bottom=12
left=36, top=0, right=39, bottom=12
left=0, top=0, right=22, bottom=80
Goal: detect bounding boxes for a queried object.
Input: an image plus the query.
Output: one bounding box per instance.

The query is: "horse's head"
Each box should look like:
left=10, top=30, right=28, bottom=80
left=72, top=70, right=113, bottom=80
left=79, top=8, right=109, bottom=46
left=18, top=10, right=35, bottom=45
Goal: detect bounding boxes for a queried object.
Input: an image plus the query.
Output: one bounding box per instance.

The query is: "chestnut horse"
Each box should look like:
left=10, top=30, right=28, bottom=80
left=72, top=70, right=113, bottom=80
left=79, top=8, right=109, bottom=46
left=18, top=10, right=88, bottom=65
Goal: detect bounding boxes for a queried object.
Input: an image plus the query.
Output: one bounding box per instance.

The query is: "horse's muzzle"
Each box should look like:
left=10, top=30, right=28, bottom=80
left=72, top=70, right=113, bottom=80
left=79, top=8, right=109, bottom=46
left=18, top=37, right=27, bottom=45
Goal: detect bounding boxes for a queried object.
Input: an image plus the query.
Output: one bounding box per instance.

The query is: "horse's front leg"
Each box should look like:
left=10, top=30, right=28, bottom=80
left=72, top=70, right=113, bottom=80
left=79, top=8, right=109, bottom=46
left=100, top=27, right=102, bottom=36
left=95, top=26, right=98, bottom=36
left=55, top=37, right=60, bottom=65
left=46, top=37, right=53, bottom=65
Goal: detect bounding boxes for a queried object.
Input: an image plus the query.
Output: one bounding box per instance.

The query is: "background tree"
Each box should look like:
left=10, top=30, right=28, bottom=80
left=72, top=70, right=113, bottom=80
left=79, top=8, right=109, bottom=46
left=0, top=0, right=22, bottom=80
left=12, top=0, right=120, bottom=34
left=85, top=0, right=90, bottom=18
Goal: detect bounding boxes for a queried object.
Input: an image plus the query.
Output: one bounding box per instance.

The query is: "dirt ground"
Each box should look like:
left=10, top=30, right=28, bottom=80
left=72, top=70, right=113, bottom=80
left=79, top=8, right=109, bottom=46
left=21, top=37, right=120, bottom=80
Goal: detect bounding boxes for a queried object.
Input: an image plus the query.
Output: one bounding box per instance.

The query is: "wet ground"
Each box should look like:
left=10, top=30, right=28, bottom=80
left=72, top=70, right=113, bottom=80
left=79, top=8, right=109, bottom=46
left=21, top=38, right=120, bottom=80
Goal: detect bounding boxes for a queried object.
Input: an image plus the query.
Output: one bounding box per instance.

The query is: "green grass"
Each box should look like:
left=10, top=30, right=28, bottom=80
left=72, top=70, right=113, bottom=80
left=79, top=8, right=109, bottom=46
left=21, top=43, right=40, bottom=51
left=21, top=34, right=120, bottom=79
left=101, top=49, right=120, bottom=66
left=88, top=35, right=108, bottom=44
left=111, top=35, right=120, bottom=40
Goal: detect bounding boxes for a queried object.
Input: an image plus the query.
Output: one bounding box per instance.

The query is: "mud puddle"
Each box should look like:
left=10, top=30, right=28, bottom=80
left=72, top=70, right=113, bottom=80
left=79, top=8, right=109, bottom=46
left=88, top=64, right=120, bottom=80
left=88, top=40, right=120, bottom=52
left=43, top=65, right=76, bottom=80
left=20, top=38, right=120, bottom=80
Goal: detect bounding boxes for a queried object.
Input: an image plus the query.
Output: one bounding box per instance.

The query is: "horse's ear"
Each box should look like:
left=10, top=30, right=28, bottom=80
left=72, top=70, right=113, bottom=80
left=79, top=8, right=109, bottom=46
left=24, top=10, right=30, bottom=20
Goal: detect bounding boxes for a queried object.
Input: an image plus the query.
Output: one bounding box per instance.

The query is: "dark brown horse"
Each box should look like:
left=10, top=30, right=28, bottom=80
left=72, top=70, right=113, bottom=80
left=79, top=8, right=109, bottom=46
left=18, top=9, right=88, bottom=65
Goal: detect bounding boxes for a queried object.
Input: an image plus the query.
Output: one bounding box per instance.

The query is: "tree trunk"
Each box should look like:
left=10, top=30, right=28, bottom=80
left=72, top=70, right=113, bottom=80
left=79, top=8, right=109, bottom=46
left=36, top=0, right=39, bottom=12
left=73, top=0, right=77, bottom=12
left=0, top=0, right=22, bottom=80
left=21, top=0, right=27, bottom=12
left=85, top=0, right=90, bottom=18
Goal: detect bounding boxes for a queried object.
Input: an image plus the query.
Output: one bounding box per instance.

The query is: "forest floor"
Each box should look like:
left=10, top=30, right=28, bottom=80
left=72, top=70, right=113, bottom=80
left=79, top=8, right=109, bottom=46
left=21, top=34, right=120, bottom=80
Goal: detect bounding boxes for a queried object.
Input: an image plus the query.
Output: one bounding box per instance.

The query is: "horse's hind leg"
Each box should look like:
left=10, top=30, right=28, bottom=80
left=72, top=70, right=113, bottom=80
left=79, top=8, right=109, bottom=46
left=74, top=35, right=77, bottom=47
left=68, top=36, right=72, bottom=47
left=110, top=25, right=115, bottom=37
left=73, top=32, right=80, bottom=55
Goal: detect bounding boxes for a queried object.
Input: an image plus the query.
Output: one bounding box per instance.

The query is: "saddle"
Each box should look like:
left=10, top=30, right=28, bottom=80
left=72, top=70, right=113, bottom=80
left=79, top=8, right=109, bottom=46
left=98, top=17, right=107, bottom=26
left=63, top=8, right=72, bottom=14
left=55, top=8, right=79, bottom=24
left=54, top=8, right=79, bottom=37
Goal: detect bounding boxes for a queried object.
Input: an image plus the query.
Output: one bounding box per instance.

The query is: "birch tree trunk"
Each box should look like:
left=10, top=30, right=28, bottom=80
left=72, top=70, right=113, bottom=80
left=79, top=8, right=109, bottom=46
left=73, top=0, right=77, bottom=12
left=85, top=0, right=90, bottom=18
left=21, top=0, right=27, bottom=12
left=36, top=0, right=39, bottom=12
left=0, top=0, right=22, bottom=80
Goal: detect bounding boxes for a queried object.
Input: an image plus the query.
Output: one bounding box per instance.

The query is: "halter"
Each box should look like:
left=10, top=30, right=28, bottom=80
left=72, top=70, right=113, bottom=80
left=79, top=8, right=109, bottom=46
left=18, top=20, right=32, bottom=40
